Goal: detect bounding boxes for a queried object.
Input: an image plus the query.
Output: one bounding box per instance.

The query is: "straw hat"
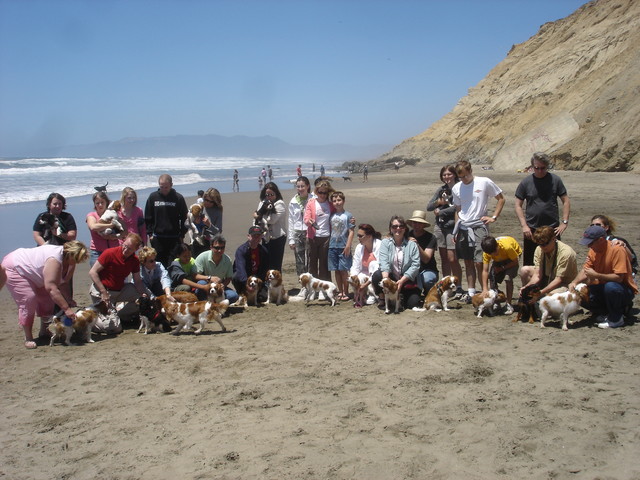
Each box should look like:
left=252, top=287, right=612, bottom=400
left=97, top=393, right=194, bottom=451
left=407, top=210, right=431, bottom=227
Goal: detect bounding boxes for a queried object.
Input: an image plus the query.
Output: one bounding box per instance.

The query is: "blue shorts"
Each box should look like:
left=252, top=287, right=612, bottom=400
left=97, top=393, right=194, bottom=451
left=328, top=247, right=353, bottom=271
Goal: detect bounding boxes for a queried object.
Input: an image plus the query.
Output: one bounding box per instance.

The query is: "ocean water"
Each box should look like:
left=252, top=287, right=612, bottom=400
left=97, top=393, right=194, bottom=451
left=0, top=156, right=341, bottom=255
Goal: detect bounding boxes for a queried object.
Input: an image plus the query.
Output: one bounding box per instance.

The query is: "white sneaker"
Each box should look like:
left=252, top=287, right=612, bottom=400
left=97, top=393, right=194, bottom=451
left=366, top=295, right=376, bottom=305
left=597, top=318, right=624, bottom=329
left=503, top=303, right=514, bottom=315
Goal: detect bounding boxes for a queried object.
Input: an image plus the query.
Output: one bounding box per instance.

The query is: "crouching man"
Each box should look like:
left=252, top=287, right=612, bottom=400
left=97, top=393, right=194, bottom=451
left=480, top=235, right=522, bottom=315
left=569, top=225, right=637, bottom=329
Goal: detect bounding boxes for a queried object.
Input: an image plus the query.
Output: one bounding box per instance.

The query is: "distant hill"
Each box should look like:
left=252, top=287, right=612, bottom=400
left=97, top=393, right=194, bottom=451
left=28, top=134, right=390, bottom=161
left=373, top=0, right=640, bottom=172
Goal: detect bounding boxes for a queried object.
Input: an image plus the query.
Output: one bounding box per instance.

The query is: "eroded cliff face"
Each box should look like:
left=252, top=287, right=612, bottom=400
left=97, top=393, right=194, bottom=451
left=375, top=0, right=640, bottom=172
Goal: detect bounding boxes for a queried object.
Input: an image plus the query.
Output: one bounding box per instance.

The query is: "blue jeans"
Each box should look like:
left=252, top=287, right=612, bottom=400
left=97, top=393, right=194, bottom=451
left=417, top=270, right=438, bottom=294
left=196, top=280, right=239, bottom=304
left=588, top=282, right=635, bottom=323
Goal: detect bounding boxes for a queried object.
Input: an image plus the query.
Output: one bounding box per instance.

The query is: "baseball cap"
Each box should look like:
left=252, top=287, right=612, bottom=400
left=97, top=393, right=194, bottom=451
left=579, top=225, right=606, bottom=246
left=248, top=225, right=263, bottom=236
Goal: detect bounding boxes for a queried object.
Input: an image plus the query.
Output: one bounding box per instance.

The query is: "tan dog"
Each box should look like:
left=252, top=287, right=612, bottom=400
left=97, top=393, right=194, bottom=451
left=472, top=289, right=507, bottom=318
left=245, top=276, right=264, bottom=306
left=299, top=272, right=338, bottom=306
left=379, top=277, right=400, bottom=314
left=348, top=273, right=373, bottom=307
left=415, top=275, right=459, bottom=312
left=163, top=299, right=230, bottom=335
left=266, top=269, right=287, bottom=305
left=48, top=301, right=109, bottom=346
left=539, top=283, right=589, bottom=331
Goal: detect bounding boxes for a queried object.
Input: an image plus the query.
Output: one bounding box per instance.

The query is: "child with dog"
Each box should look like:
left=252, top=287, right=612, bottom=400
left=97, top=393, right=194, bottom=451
left=328, top=191, right=355, bottom=301
left=480, top=235, right=522, bottom=315
left=138, top=246, right=174, bottom=300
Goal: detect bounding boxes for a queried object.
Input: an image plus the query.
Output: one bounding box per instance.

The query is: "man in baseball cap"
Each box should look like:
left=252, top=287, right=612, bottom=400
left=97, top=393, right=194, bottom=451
left=569, top=225, right=637, bottom=328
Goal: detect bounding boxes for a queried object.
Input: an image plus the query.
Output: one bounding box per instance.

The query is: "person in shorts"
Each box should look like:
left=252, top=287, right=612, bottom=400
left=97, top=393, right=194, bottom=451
left=328, top=191, right=354, bottom=301
left=480, top=236, right=522, bottom=315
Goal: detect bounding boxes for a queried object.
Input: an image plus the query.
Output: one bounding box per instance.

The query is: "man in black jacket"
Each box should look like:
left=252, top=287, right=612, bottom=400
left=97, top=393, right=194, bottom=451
left=144, top=174, right=188, bottom=267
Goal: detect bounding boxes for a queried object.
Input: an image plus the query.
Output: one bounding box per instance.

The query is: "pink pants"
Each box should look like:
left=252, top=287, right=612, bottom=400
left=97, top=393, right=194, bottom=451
left=2, top=255, right=54, bottom=329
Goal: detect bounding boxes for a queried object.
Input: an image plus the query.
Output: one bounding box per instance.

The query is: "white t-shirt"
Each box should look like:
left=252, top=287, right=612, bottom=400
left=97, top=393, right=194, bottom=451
left=452, top=176, right=502, bottom=224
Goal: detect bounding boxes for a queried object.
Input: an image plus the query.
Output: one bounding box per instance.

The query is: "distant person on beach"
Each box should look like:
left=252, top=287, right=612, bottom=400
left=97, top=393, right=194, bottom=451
left=202, top=188, right=223, bottom=236
left=89, top=233, right=147, bottom=332
left=268, top=165, right=273, bottom=181
left=33, top=192, right=78, bottom=246
left=304, top=180, right=335, bottom=281
left=515, top=152, right=570, bottom=267
left=371, top=215, right=421, bottom=310
left=452, top=160, right=505, bottom=303
left=258, top=176, right=264, bottom=190
left=138, top=246, right=173, bottom=299
left=232, top=226, right=269, bottom=301
left=261, top=167, right=267, bottom=183
left=312, top=163, right=316, bottom=173
left=86, top=191, right=121, bottom=267
left=288, top=176, right=311, bottom=285
left=569, top=225, right=638, bottom=329
left=1, top=240, right=88, bottom=349
left=362, top=164, right=368, bottom=182
left=118, top=187, right=146, bottom=245
left=194, top=234, right=238, bottom=303
left=589, top=214, right=637, bottom=277
left=296, top=165, right=302, bottom=177
left=427, top=165, right=463, bottom=287
left=144, top=174, right=188, bottom=267
left=328, top=191, right=354, bottom=301
left=233, top=169, right=239, bottom=192
left=320, top=164, right=325, bottom=177
left=254, top=182, right=287, bottom=272
left=196, top=190, right=205, bottom=205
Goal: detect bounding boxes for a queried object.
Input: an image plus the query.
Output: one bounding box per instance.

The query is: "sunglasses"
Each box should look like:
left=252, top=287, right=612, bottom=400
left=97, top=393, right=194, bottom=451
left=391, top=224, right=406, bottom=230
left=265, top=192, right=276, bottom=197
left=212, top=245, right=225, bottom=250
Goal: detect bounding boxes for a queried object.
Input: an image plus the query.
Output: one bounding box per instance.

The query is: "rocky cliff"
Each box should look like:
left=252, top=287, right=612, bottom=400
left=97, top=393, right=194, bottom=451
left=373, top=0, right=640, bottom=172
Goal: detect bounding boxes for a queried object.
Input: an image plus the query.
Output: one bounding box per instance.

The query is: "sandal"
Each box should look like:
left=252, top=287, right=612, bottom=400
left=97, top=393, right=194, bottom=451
left=24, top=340, right=37, bottom=349
left=339, top=294, right=350, bottom=301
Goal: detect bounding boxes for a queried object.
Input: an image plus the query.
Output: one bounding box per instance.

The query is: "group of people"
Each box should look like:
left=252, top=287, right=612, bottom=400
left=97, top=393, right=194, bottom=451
left=1, top=153, right=637, bottom=349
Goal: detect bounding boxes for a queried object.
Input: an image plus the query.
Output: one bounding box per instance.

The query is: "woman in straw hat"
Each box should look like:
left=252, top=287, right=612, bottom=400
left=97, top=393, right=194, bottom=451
left=407, top=210, right=439, bottom=295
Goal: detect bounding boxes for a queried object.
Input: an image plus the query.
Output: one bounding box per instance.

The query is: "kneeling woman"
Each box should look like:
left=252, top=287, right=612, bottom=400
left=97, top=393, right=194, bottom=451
left=371, top=216, right=421, bottom=310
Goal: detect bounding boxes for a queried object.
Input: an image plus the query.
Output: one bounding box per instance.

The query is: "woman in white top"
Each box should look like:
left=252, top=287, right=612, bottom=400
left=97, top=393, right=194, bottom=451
left=288, top=176, right=311, bottom=277
left=350, top=223, right=382, bottom=305
left=254, top=182, right=287, bottom=272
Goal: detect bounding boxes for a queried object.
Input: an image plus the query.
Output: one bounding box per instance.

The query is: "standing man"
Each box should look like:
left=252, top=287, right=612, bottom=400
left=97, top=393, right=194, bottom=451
left=145, top=174, right=188, bottom=267
left=452, top=160, right=505, bottom=302
left=194, top=234, right=238, bottom=303
left=569, top=225, right=637, bottom=329
left=515, top=152, right=570, bottom=266
left=232, top=226, right=269, bottom=301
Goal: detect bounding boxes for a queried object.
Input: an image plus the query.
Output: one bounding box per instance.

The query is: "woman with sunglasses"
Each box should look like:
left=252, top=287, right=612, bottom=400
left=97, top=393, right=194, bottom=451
left=371, top=215, right=421, bottom=310
left=254, top=182, right=287, bottom=272
left=304, top=180, right=334, bottom=281
left=350, top=224, right=382, bottom=306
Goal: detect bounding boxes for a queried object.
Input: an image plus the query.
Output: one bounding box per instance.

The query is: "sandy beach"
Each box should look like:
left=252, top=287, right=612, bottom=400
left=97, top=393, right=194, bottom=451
left=1, top=164, right=639, bottom=479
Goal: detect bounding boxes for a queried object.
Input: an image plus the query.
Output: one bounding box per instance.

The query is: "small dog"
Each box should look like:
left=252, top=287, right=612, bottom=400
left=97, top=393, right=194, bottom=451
left=163, top=299, right=230, bottom=335
left=515, top=284, right=543, bottom=324
left=245, top=276, right=264, bottom=306
left=136, top=295, right=171, bottom=334
left=415, top=275, right=459, bottom=312
left=348, top=273, right=373, bottom=307
left=208, top=282, right=225, bottom=303
left=266, top=269, right=287, bottom=305
left=538, top=283, right=589, bottom=331
left=38, top=212, right=64, bottom=245
left=94, top=181, right=109, bottom=192
left=299, top=272, right=338, bottom=306
left=472, top=289, right=507, bottom=318
left=48, top=301, right=109, bottom=346
left=99, top=200, right=125, bottom=237
left=342, top=176, right=352, bottom=182
left=379, top=278, right=400, bottom=314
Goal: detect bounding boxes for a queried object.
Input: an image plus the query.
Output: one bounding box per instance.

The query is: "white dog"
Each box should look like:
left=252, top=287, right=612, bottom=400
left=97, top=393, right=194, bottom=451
left=471, top=289, right=507, bottom=318
left=538, top=283, right=589, bottom=331
left=99, top=200, right=126, bottom=237
left=299, top=273, right=338, bottom=306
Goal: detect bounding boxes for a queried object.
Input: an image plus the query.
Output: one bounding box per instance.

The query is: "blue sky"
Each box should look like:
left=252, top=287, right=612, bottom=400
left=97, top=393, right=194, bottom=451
left=0, top=0, right=587, bottom=155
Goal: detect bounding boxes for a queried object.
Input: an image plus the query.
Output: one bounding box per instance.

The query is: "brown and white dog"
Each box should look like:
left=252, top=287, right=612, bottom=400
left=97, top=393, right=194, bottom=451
left=538, top=283, right=589, bottom=331
left=299, top=272, right=338, bottom=306
left=99, top=200, right=125, bottom=237
left=416, top=275, right=459, bottom=312
left=48, top=301, right=109, bottom=346
left=163, top=299, right=230, bottom=335
left=208, top=281, right=226, bottom=303
left=266, top=269, right=287, bottom=305
left=244, top=276, right=264, bottom=306
left=472, top=289, right=507, bottom=318
left=379, top=277, right=400, bottom=314
left=348, top=273, right=373, bottom=307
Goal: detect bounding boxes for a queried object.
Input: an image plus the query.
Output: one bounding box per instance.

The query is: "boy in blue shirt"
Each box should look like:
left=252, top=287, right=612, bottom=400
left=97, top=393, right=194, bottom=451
left=329, top=191, right=355, bottom=301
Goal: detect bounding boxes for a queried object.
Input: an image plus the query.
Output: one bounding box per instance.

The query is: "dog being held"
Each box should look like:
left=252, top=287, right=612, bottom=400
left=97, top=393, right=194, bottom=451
left=472, top=289, right=507, bottom=318
left=265, top=269, right=288, bottom=305
left=48, top=301, right=109, bottom=346
left=348, top=273, right=373, bottom=307
left=538, top=283, right=589, bottom=331
left=136, top=295, right=171, bottom=334
left=299, top=272, right=338, bottom=306
left=379, top=277, right=400, bottom=314
left=515, top=283, right=543, bottom=324
left=162, top=299, right=230, bottom=335
left=99, top=200, right=126, bottom=237
left=414, top=275, right=459, bottom=312
left=38, top=213, right=65, bottom=245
